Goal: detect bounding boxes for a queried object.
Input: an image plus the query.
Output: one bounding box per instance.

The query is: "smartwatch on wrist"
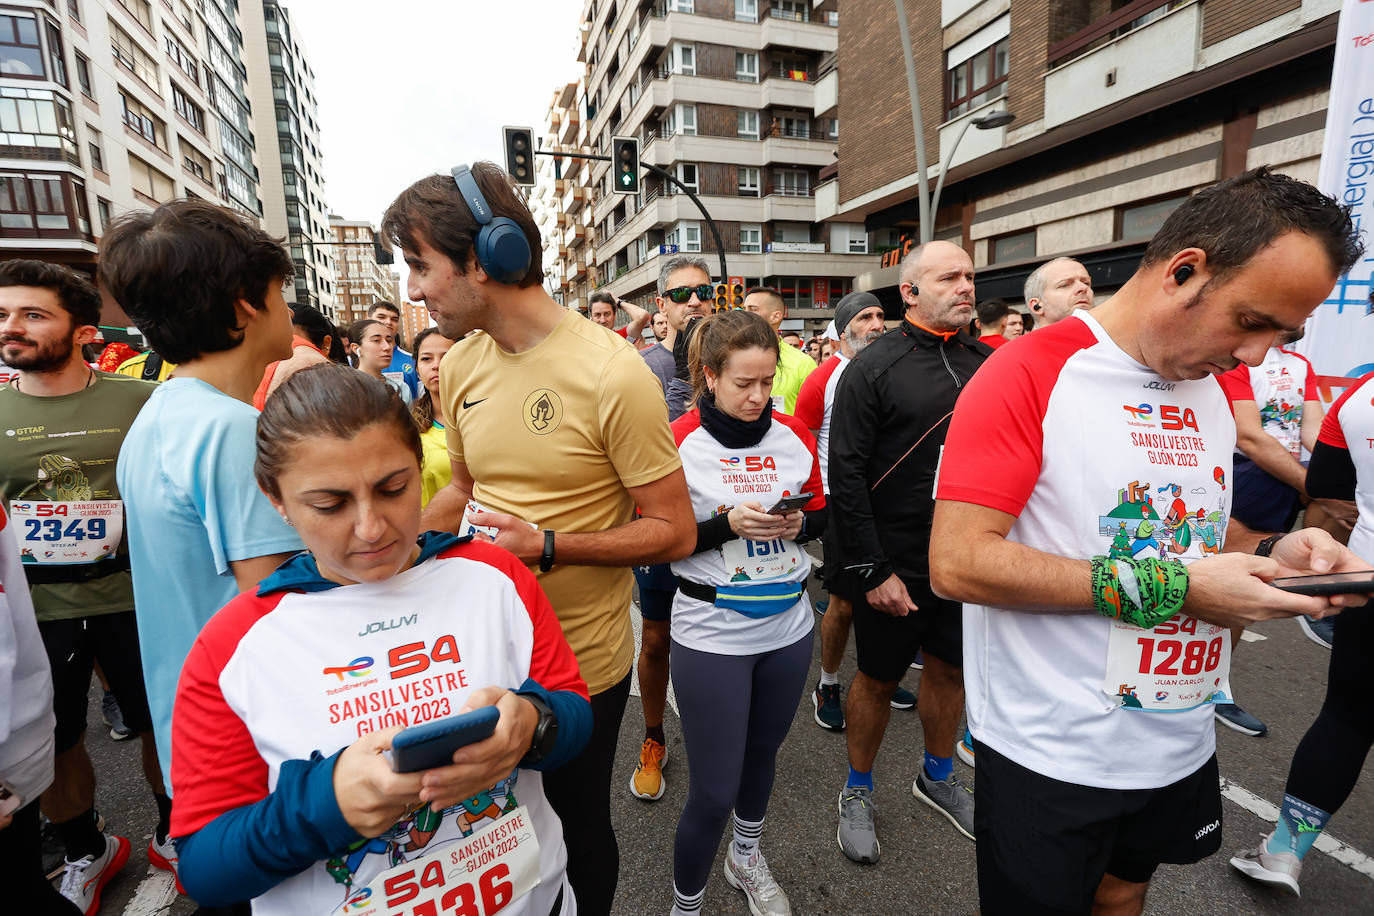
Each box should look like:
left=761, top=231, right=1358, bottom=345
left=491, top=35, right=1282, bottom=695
left=1255, top=533, right=1284, bottom=558
left=519, top=694, right=559, bottom=767
left=539, top=530, right=556, bottom=572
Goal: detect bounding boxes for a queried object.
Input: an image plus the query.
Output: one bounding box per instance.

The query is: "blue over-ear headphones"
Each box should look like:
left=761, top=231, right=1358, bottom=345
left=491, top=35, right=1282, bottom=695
left=450, top=165, right=531, bottom=285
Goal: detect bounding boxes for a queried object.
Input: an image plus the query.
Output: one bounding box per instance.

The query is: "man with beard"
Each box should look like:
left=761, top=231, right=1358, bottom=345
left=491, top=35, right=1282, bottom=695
left=1025, top=257, right=1094, bottom=327
left=830, top=242, right=992, bottom=862
left=0, top=260, right=165, bottom=913
left=793, top=292, right=891, bottom=732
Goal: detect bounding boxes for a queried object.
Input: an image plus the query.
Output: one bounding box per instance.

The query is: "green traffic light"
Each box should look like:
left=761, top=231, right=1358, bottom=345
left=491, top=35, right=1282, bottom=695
left=620, top=172, right=632, bottom=186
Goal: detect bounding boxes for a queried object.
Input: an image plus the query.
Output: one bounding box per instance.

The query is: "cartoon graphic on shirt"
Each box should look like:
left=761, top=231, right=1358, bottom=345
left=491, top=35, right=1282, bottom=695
left=36, top=454, right=93, bottom=500
left=1116, top=684, right=1143, bottom=708
left=1098, top=480, right=1227, bottom=560
left=327, top=771, right=521, bottom=906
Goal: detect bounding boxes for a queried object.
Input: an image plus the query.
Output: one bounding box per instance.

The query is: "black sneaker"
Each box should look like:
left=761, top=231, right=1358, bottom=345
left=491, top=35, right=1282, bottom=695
left=102, top=691, right=135, bottom=741
left=1215, top=702, right=1267, bottom=737
left=812, top=682, right=845, bottom=731
left=1298, top=614, right=1335, bottom=650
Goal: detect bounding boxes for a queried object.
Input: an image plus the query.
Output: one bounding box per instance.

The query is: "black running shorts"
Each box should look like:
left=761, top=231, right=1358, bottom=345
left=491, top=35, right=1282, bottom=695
left=850, top=574, right=961, bottom=681
left=975, top=742, right=1223, bottom=914
left=39, top=610, right=154, bottom=752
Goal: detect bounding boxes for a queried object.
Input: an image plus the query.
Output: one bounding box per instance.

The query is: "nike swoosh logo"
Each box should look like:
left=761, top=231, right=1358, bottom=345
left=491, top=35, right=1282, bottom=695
left=462, top=397, right=487, bottom=409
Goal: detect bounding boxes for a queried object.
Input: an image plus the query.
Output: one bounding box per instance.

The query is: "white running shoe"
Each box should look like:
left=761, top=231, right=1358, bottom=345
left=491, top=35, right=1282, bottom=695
left=148, top=832, right=186, bottom=894
left=1230, top=833, right=1302, bottom=896
left=724, top=850, right=792, bottom=916
left=60, top=834, right=130, bottom=915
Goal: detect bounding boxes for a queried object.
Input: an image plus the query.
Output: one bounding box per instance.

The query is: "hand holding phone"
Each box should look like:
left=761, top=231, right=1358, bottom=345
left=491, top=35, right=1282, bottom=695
left=389, top=706, right=501, bottom=773
left=1270, top=570, right=1374, bottom=597
left=767, top=493, right=813, bottom=515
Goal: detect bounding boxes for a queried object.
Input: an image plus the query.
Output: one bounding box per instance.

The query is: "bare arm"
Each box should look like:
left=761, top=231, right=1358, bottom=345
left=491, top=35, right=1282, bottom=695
left=472, top=467, right=696, bottom=567
left=418, top=460, right=474, bottom=533
left=1299, top=398, right=1324, bottom=454
left=1233, top=399, right=1307, bottom=494
left=230, top=552, right=297, bottom=593
left=264, top=346, right=329, bottom=400
left=619, top=301, right=651, bottom=340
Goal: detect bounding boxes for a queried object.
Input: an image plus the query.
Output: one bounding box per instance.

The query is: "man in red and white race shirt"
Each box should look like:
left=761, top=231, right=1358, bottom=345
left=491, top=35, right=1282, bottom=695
left=792, top=291, right=886, bottom=731
left=588, top=291, right=651, bottom=342
left=930, top=168, right=1370, bottom=916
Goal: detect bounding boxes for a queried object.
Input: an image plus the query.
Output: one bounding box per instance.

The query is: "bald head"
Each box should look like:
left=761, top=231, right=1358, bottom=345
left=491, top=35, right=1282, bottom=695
left=898, top=240, right=976, bottom=332
left=1025, top=257, right=1093, bottom=326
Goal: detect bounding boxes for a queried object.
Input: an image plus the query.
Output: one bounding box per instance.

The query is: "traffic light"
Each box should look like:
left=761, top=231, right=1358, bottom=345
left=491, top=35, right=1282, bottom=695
left=612, top=136, right=640, bottom=194
left=503, top=126, right=535, bottom=186
left=714, top=283, right=729, bottom=311
left=730, top=282, right=745, bottom=307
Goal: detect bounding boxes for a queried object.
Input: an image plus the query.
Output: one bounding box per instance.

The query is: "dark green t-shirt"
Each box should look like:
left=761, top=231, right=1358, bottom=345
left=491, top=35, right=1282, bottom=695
left=0, top=371, right=155, bottom=621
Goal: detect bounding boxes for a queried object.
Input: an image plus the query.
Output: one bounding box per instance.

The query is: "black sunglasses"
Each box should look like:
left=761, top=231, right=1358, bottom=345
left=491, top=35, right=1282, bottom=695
left=664, top=284, right=716, bottom=304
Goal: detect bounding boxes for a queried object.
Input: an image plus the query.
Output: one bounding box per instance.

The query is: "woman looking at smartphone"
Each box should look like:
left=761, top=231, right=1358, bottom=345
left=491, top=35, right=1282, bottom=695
left=168, top=364, right=589, bottom=915
left=410, top=327, right=457, bottom=507
left=348, top=318, right=411, bottom=404
left=668, top=310, right=825, bottom=916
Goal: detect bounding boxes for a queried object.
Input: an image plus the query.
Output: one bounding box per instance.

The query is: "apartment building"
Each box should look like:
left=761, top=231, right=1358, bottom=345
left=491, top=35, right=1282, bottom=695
left=820, top=0, right=1343, bottom=310
left=329, top=215, right=396, bottom=327
left=571, top=0, right=863, bottom=336
left=397, top=297, right=427, bottom=347
left=241, top=0, right=334, bottom=317
left=1, top=0, right=257, bottom=282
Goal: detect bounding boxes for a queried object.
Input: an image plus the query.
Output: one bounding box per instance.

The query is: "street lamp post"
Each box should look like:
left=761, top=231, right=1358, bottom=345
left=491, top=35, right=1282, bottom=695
left=929, top=109, right=1017, bottom=230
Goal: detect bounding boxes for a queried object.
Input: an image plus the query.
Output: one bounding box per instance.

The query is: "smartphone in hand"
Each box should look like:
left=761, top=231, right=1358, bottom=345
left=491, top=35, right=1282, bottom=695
left=389, top=706, right=501, bottom=773
left=767, top=493, right=813, bottom=515
left=1271, top=571, right=1374, bottom=597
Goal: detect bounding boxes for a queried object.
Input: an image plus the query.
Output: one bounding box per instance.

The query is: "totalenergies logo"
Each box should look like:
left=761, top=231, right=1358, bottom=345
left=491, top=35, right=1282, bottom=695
left=1123, top=403, right=1154, bottom=420
left=322, top=656, right=374, bottom=681
left=342, top=888, right=373, bottom=910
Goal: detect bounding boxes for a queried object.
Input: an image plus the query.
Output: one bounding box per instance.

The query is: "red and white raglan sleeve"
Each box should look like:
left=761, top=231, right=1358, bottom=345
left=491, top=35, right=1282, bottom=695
left=793, top=357, right=835, bottom=431
left=1318, top=372, right=1374, bottom=450
left=937, top=322, right=1097, bottom=517
left=775, top=413, right=826, bottom=510
left=1217, top=364, right=1254, bottom=403
left=170, top=593, right=283, bottom=837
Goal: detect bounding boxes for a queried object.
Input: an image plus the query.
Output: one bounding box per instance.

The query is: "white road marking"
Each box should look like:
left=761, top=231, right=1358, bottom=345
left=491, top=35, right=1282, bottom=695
left=629, top=603, right=678, bottom=715
left=1239, top=630, right=1267, bottom=643
left=121, top=866, right=178, bottom=916
left=1219, top=777, right=1374, bottom=880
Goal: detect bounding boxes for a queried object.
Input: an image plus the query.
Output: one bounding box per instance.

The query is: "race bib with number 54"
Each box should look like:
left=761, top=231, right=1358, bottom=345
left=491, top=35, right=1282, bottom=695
left=11, top=500, right=123, bottom=566
left=1102, top=613, right=1232, bottom=712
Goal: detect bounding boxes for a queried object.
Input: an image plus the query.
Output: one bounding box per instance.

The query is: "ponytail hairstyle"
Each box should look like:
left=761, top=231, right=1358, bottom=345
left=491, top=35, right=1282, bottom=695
left=687, top=309, right=779, bottom=407
left=347, top=318, right=386, bottom=369
left=409, top=326, right=449, bottom=432
left=254, top=363, right=421, bottom=500
left=290, top=303, right=348, bottom=363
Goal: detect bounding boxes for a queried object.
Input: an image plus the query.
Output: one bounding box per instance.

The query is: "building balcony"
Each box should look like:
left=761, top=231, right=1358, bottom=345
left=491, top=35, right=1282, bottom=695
left=563, top=182, right=587, bottom=213
left=559, top=108, right=581, bottom=146
left=813, top=58, right=837, bottom=118
left=642, top=129, right=835, bottom=170
left=0, top=171, right=95, bottom=247
left=1044, top=0, right=1202, bottom=130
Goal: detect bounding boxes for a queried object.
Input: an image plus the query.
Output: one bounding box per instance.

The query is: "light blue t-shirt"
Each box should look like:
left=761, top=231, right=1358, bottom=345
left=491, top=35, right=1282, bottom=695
left=116, top=378, right=302, bottom=781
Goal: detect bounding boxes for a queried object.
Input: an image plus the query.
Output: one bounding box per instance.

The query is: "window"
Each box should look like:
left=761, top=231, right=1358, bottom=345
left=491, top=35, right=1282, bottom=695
left=667, top=0, right=694, bottom=11
left=675, top=220, right=701, bottom=252
left=735, top=51, right=758, bottom=82
left=0, top=14, right=45, bottom=78
left=0, top=173, right=71, bottom=232
left=182, top=141, right=211, bottom=183
left=991, top=229, right=1035, bottom=263
left=71, top=177, right=89, bottom=234
left=737, top=109, right=759, bottom=139
left=87, top=126, right=103, bottom=171
left=45, top=19, right=66, bottom=87
left=830, top=223, right=868, bottom=254
left=779, top=115, right=809, bottom=139
left=735, top=0, right=758, bottom=20
left=740, top=223, right=761, bottom=253
left=1117, top=196, right=1186, bottom=241
left=946, top=19, right=1009, bottom=119
left=74, top=51, right=91, bottom=97
left=96, top=196, right=110, bottom=230
left=676, top=162, right=698, bottom=192
left=738, top=166, right=760, bottom=196
left=120, top=89, right=166, bottom=149
left=672, top=43, right=694, bottom=76
left=118, top=0, right=154, bottom=34
left=172, top=82, right=204, bottom=134
left=165, top=34, right=199, bottom=85
left=772, top=168, right=810, bottom=196
left=0, top=90, right=79, bottom=164
left=67, top=0, right=81, bottom=23
left=676, top=103, right=696, bottom=136
left=110, top=20, right=158, bottom=87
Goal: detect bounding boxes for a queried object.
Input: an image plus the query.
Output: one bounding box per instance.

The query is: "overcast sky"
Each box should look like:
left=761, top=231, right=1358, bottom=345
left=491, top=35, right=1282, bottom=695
left=283, top=0, right=583, bottom=297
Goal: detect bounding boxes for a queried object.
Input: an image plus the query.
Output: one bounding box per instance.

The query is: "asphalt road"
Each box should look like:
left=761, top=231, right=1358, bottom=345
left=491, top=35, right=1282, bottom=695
left=72, top=573, right=1374, bottom=915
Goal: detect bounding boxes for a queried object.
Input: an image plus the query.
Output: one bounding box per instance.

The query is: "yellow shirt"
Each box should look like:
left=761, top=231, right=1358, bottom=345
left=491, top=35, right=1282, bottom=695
left=115, top=351, right=176, bottom=381
left=419, top=421, right=451, bottom=508
left=440, top=310, right=683, bottom=694
left=772, top=336, right=816, bottom=414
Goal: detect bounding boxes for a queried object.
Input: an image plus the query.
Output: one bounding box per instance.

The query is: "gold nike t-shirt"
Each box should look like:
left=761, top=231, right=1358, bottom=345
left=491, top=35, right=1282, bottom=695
left=440, top=310, right=682, bottom=694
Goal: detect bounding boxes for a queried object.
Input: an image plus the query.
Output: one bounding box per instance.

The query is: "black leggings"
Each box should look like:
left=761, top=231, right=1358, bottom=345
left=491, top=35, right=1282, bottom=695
left=541, top=672, right=630, bottom=916
left=6, top=799, right=81, bottom=915
left=670, top=632, right=813, bottom=896
left=1285, top=609, right=1374, bottom=813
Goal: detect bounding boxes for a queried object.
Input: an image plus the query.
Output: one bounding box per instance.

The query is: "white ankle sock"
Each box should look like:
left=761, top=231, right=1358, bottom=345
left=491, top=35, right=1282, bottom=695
left=819, top=669, right=838, bottom=687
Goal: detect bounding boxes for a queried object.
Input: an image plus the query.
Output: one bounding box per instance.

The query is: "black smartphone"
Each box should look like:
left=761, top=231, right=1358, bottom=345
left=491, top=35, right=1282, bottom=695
left=1271, top=571, right=1374, bottom=596
left=767, top=493, right=813, bottom=515
left=389, top=706, right=500, bottom=773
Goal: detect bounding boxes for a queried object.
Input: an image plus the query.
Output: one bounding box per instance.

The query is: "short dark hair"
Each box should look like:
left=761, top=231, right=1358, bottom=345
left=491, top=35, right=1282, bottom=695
left=745, top=286, right=784, bottom=311
left=0, top=259, right=101, bottom=329
left=370, top=301, right=401, bottom=318
left=255, top=362, right=421, bottom=500
left=98, top=199, right=293, bottom=364
left=588, top=291, right=616, bottom=307
left=1141, top=167, right=1363, bottom=281
left=381, top=161, right=543, bottom=288
left=976, top=298, right=1013, bottom=327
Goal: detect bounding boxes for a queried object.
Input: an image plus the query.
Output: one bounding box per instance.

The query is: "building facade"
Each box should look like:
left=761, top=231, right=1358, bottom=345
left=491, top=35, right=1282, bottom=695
left=329, top=215, right=396, bottom=328
left=568, top=0, right=862, bottom=336
left=241, top=0, right=335, bottom=317
left=820, top=0, right=1342, bottom=311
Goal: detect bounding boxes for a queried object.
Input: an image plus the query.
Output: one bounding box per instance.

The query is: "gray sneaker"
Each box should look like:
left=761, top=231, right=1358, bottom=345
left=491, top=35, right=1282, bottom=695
left=1230, top=834, right=1302, bottom=896
left=913, top=770, right=975, bottom=840
left=836, top=785, right=880, bottom=864
left=724, top=850, right=792, bottom=915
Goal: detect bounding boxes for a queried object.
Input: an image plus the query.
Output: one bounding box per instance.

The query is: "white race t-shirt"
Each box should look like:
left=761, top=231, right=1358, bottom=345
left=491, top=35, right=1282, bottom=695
left=670, top=409, right=824, bottom=655
left=793, top=353, right=849, bottom=495
left=1218, top=347, right=1317, bottom=458
left=937, top=312, right=1235, bottom=790
left=1317, top=372, right=1374, bottom=562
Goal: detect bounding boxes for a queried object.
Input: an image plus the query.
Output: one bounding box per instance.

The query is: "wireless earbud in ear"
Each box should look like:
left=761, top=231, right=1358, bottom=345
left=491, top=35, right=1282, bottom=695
left=1173, top=264, right=1194, bottom=286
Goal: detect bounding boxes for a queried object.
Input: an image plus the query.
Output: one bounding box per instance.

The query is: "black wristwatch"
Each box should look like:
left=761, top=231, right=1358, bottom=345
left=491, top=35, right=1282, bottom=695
left=539, top=530, right=556, bottom=572
left=519, top=694, right=559, bottom=767
left=1255, top=533, right=1284, bottom=558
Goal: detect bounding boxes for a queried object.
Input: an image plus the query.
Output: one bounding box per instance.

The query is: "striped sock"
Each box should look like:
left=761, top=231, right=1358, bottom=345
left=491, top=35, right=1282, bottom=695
left=671, top=882, right=704, bottom=915
left=731, top=814, right=764, bottom=867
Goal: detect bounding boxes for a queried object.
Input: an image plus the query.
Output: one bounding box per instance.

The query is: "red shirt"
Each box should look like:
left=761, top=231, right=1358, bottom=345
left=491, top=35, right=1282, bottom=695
left=979, top=334, right=1009, bottom=349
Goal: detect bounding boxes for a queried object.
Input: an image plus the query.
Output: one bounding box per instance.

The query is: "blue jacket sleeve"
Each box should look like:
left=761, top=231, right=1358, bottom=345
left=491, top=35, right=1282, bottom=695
left=175, top=749, right=361, bottom=906
left=514, top=677, right=591, bottom=772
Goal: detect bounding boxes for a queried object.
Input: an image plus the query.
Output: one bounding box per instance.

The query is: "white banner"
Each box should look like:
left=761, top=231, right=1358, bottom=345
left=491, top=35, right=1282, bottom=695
left=1300, top=0, right=1374, bottom=383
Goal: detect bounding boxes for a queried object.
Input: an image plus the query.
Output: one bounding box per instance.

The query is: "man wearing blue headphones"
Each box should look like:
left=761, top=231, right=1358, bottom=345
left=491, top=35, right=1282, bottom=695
left=382, top=161, right=696, bottom=914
